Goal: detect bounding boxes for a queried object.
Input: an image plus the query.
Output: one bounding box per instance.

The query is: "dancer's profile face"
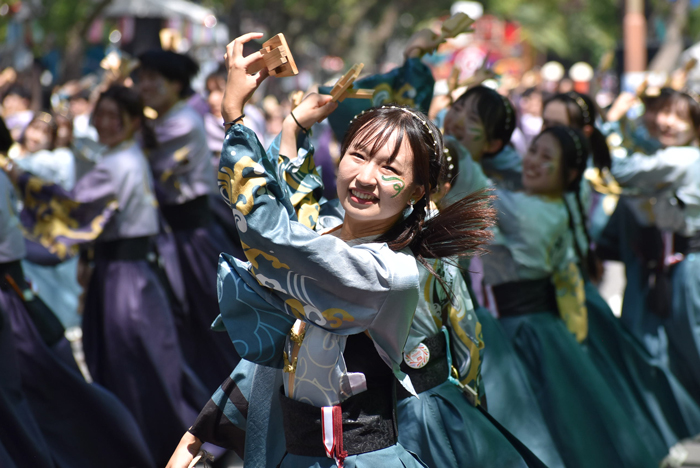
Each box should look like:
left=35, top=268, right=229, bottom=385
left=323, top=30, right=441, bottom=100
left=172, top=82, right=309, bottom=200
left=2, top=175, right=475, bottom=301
left=337, top=126, right=423, bottom=234
left=444, top=94, right=489, bottom=159
left=522, top=132, right=565, bottom=197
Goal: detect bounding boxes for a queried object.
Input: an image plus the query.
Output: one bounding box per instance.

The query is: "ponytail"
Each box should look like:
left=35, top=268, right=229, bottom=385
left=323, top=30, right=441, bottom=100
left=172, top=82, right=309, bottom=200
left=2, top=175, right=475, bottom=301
left=378, top=188, right=495, bottom=295
left=588, top=127, right=611, bottom=170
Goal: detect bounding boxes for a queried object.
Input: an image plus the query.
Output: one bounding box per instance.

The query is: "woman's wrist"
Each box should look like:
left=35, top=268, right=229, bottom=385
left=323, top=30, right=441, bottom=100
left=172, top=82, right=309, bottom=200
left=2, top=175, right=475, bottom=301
left=283, top=115, right=301, bottom=135
left=184, top=431, right=203, bottom=455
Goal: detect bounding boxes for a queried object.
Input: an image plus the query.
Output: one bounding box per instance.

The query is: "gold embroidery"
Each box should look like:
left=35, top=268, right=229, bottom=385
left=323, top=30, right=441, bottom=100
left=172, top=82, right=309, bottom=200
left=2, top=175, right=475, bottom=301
left=218, top=156, right=267, bottom=216
left=321, top=308, right=354, bottom=328
left=241, top=242, right=290, bottom=270
left=553, top=261, right=588, bottom=342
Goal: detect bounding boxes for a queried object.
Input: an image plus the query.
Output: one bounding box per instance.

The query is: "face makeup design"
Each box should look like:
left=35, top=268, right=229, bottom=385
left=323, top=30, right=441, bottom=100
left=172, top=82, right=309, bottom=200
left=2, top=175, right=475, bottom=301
left=467, top=125, right=484, bottom=142
left=381, top=175, right=405, bottom=198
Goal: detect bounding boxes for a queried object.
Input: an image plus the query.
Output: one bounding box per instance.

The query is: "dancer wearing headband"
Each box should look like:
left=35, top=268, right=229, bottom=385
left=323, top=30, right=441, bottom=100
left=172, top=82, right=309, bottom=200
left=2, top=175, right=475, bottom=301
left=0, top=109, right=157, bottom=468
left=136, top=50, right=244, bottom=393
left=432, top=136, right=566, bottom=468
left=170, top=32, right=496, bottom=468
left=458, top=124, right=659, bottom=467
left=443, top=85, right=522, bottom=193
left=610, top=88, right=700, bottom=412
left=551, top=88, right=700, bottom=451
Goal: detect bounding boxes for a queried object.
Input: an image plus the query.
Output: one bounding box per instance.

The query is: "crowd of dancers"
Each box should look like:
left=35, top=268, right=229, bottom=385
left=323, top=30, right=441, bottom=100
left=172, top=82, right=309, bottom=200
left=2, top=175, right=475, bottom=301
left=1, top=21, right=700, bottom=468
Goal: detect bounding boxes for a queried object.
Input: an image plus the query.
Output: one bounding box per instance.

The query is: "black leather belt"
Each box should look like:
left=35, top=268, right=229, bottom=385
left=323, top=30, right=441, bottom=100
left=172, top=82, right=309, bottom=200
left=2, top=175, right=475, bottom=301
left=94, top=236, right=152, bottom=261
left=160, top=195, right=212, bottom=231
left=279, top=385, right=397, bottom=457
left=492, top=277, right=558, bottom=318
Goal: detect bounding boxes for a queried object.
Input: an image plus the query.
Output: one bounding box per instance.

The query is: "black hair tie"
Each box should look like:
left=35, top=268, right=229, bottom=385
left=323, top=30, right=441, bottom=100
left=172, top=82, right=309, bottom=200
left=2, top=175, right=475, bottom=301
left=223, top=114, right=246, bottom=128
left=291, top=112, right=309, bottom=134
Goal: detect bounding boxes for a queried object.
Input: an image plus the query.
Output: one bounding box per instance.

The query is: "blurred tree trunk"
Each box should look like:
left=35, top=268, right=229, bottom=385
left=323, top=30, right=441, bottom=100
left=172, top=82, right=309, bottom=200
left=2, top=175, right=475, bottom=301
left=60, top=0, right=113, bottom=83
left=348, top=3, right=399, bottom=72
left=649, top=0, right=689, bottom=72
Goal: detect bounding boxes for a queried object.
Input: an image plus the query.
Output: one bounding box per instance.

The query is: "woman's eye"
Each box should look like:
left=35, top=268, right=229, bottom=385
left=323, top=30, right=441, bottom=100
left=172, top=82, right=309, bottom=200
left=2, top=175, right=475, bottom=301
left=384, top=166, right=398, bottom=174
left=350, top=152, right=365, bottom=160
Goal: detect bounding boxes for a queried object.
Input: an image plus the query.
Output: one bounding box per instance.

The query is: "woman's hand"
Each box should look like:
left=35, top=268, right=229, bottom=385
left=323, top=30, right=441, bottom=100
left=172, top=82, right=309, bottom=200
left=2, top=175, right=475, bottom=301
left=165, top=432, right=203, bottom=468
left=222, top=32, right=270, bottom=123
left=404, top=29, right=441, bottom=58
left=606, top=92, right=638, bottom=123
left=287, top=93, right=338, bottom=129
left=280, top=94, right=337, bottom=158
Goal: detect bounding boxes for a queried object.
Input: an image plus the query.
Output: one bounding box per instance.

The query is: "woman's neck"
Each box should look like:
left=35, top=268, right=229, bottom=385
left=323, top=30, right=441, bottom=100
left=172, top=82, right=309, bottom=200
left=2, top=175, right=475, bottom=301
left=339, top=213, right=402, bottom=242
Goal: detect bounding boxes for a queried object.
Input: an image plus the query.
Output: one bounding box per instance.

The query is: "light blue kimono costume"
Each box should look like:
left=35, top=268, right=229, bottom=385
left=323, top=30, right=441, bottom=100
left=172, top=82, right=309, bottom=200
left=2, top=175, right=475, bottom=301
left=397, top=257, right=551, bottom=468
left=215, top=123, right=426, bottom=467
left=456, top=138, right=661, bottom=468
left=14, top=147, right=82, bottom=328
left=193, top=128, right=544, bottom=467
left=611, top=145, right=700, bottom=402
left=442, top=137, right=566, bottom=468
left=570, top=125, right=700, bottom=447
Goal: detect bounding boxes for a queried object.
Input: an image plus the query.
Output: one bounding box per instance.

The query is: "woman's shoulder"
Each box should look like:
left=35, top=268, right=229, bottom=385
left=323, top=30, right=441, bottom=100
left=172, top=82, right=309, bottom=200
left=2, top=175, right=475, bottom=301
left=355, top=242, right=419, bottom=288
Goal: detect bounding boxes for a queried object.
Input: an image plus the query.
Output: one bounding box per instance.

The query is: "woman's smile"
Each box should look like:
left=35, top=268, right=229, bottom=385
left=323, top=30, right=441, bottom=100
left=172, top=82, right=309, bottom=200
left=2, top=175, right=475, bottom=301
left=349, top=188, right=379, bottom=204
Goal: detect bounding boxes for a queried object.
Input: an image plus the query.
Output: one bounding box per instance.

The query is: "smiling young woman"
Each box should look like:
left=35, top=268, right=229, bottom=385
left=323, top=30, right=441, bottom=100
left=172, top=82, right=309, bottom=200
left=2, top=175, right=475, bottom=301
left=167, top=32, right=495, bottom=468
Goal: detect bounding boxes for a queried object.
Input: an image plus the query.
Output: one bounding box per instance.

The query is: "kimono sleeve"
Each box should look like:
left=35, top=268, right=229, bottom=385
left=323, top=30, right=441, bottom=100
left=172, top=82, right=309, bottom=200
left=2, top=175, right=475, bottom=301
left=611, top=147, right=700, bottom=194
left=218, top=125, right=418, bottom=336
left=265, top=131, right=325, bottom=229
left=17, top=166, right=119, bottom=260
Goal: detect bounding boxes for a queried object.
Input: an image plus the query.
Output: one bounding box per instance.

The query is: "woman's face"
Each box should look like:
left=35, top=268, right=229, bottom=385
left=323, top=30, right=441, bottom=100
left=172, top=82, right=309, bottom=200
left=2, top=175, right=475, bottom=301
left=337, top=127, right=424, bottom=232
left=137, top=69, right=180, bottom=113
left=444, top=95, right=488, bottom=159
left=208, top=89, right=223, bottom=118
left=92, top=98, right=136, bottom=147
left=23, top=122, right=53, bottom=153
left=656, top=105, right=696, bottom=147
left=542, top=100, right=570, bottom=129
left=522, top=132, right=565, bottom=196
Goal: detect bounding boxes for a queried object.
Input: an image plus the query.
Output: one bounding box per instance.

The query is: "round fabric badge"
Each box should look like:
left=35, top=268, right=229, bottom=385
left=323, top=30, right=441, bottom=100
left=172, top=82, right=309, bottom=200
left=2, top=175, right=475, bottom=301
left=404, top=343, right=430, bottom=369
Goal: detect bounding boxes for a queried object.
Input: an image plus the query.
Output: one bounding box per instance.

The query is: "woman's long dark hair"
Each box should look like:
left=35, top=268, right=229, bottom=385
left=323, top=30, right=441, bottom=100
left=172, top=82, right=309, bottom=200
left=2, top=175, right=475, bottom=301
left=94, top=86, right=157, bottom=150
left=543, top=92, right=611, bottom=170
left=452, top=86, right=517, bottom=156
left=340, top=105, right=495, bottom=286
left=537, top=126, right=601, bottom=282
